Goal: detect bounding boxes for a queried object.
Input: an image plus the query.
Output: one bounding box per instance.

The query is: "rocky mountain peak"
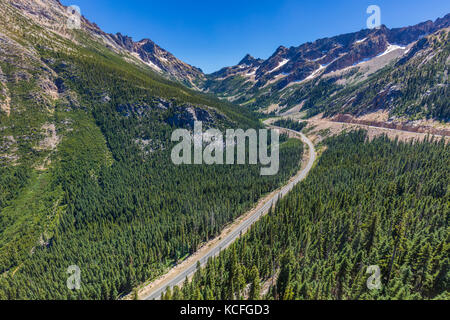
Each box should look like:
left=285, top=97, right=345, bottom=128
left=112, top=33, right=135, bottom=51
left=238, top=54, right=263, bottom=67
left=109, top=33, right=204, bottom=86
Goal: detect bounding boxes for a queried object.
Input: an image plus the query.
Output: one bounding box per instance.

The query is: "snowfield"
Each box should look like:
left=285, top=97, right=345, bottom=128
left=269, top=58, right=289, bottom=73
left=378, top=44, right=407, bottom=57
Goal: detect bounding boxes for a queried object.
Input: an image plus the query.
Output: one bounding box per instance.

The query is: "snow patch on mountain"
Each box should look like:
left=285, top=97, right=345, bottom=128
left=378, top=44, right=407, bottom=57
left=304, top=64, right=326, bottom=81
left=132, top=52, right=162, bottom=72
left=245, top=67, right=259, bottom=76
left=355, top=37, right=368, bottom=44
left=269, top=59, right=289, bottom=73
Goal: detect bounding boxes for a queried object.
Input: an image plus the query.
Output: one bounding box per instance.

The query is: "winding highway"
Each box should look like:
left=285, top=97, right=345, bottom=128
left=142, top=127, right=316, bottom=300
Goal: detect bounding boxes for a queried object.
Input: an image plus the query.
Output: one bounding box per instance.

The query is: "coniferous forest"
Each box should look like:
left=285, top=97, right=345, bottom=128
left=164, top=131, right=449, bottom=300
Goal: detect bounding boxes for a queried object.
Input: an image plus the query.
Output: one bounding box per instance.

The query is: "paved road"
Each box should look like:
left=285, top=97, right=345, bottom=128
left=299, top=119, right=449, bottom=139
left=143, top=127, right=316, bottom=300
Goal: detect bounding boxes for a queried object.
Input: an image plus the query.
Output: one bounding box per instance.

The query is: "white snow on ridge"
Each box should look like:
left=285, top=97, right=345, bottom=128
left=354, top=57, right=372, bottom=66
left=244, top=67, right=260, bottom=77
left=269, top=58, right=289, bottom=73
left=313, top=55, right=326, bottom=62
left=378, top=44, right=406, bottom=57
left=321, top=54, right=346, bottom=68
left=144, top=60, right=162, bottom=72
left=286, top=64, right=327, bottom=87
left=355, top=37, right=368, bottom=44
left=304, top=64, right=326, bottom=81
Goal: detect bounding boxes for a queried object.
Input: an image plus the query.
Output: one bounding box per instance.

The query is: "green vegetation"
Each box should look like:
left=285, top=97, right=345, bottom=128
left=299, top=31, right=449, bottom=121
left=165, top=131, right=449, bottom=300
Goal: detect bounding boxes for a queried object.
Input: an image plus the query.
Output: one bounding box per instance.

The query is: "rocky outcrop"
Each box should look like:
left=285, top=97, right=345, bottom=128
left=0, top=65, right=11, bottom=116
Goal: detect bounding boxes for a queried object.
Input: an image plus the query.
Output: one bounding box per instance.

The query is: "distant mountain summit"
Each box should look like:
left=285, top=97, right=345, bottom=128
left=238, top=54, right=264, bottom=67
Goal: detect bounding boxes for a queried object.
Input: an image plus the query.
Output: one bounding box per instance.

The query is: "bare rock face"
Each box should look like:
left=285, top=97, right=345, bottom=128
left=8, top=0, right=66, bottom=25
left=166, top=105, right=216, bottom=128
left=332, top=114, right=450, bottom=136
left=238, top=54, right=264, bottom=67
left=111, top=33, right=135, bottom=52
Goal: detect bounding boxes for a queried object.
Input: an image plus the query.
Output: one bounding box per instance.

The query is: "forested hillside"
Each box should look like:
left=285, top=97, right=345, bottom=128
left=166, top=131, right=449, bottom=300
left=0, top=1, right=304, bottom=299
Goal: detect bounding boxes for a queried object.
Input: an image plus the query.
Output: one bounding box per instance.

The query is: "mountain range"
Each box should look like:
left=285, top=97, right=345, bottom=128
left=1, top=0, right=302, bottom=300
left=202, top=14, right=449, bottom=121
left=0, top=0, right=449, bottom=301
left=5, top=0, right=448, bottom=123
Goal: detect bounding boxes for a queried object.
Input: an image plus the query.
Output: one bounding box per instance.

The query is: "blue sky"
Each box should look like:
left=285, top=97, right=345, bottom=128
left=61, top=0, right=450, bottom=73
